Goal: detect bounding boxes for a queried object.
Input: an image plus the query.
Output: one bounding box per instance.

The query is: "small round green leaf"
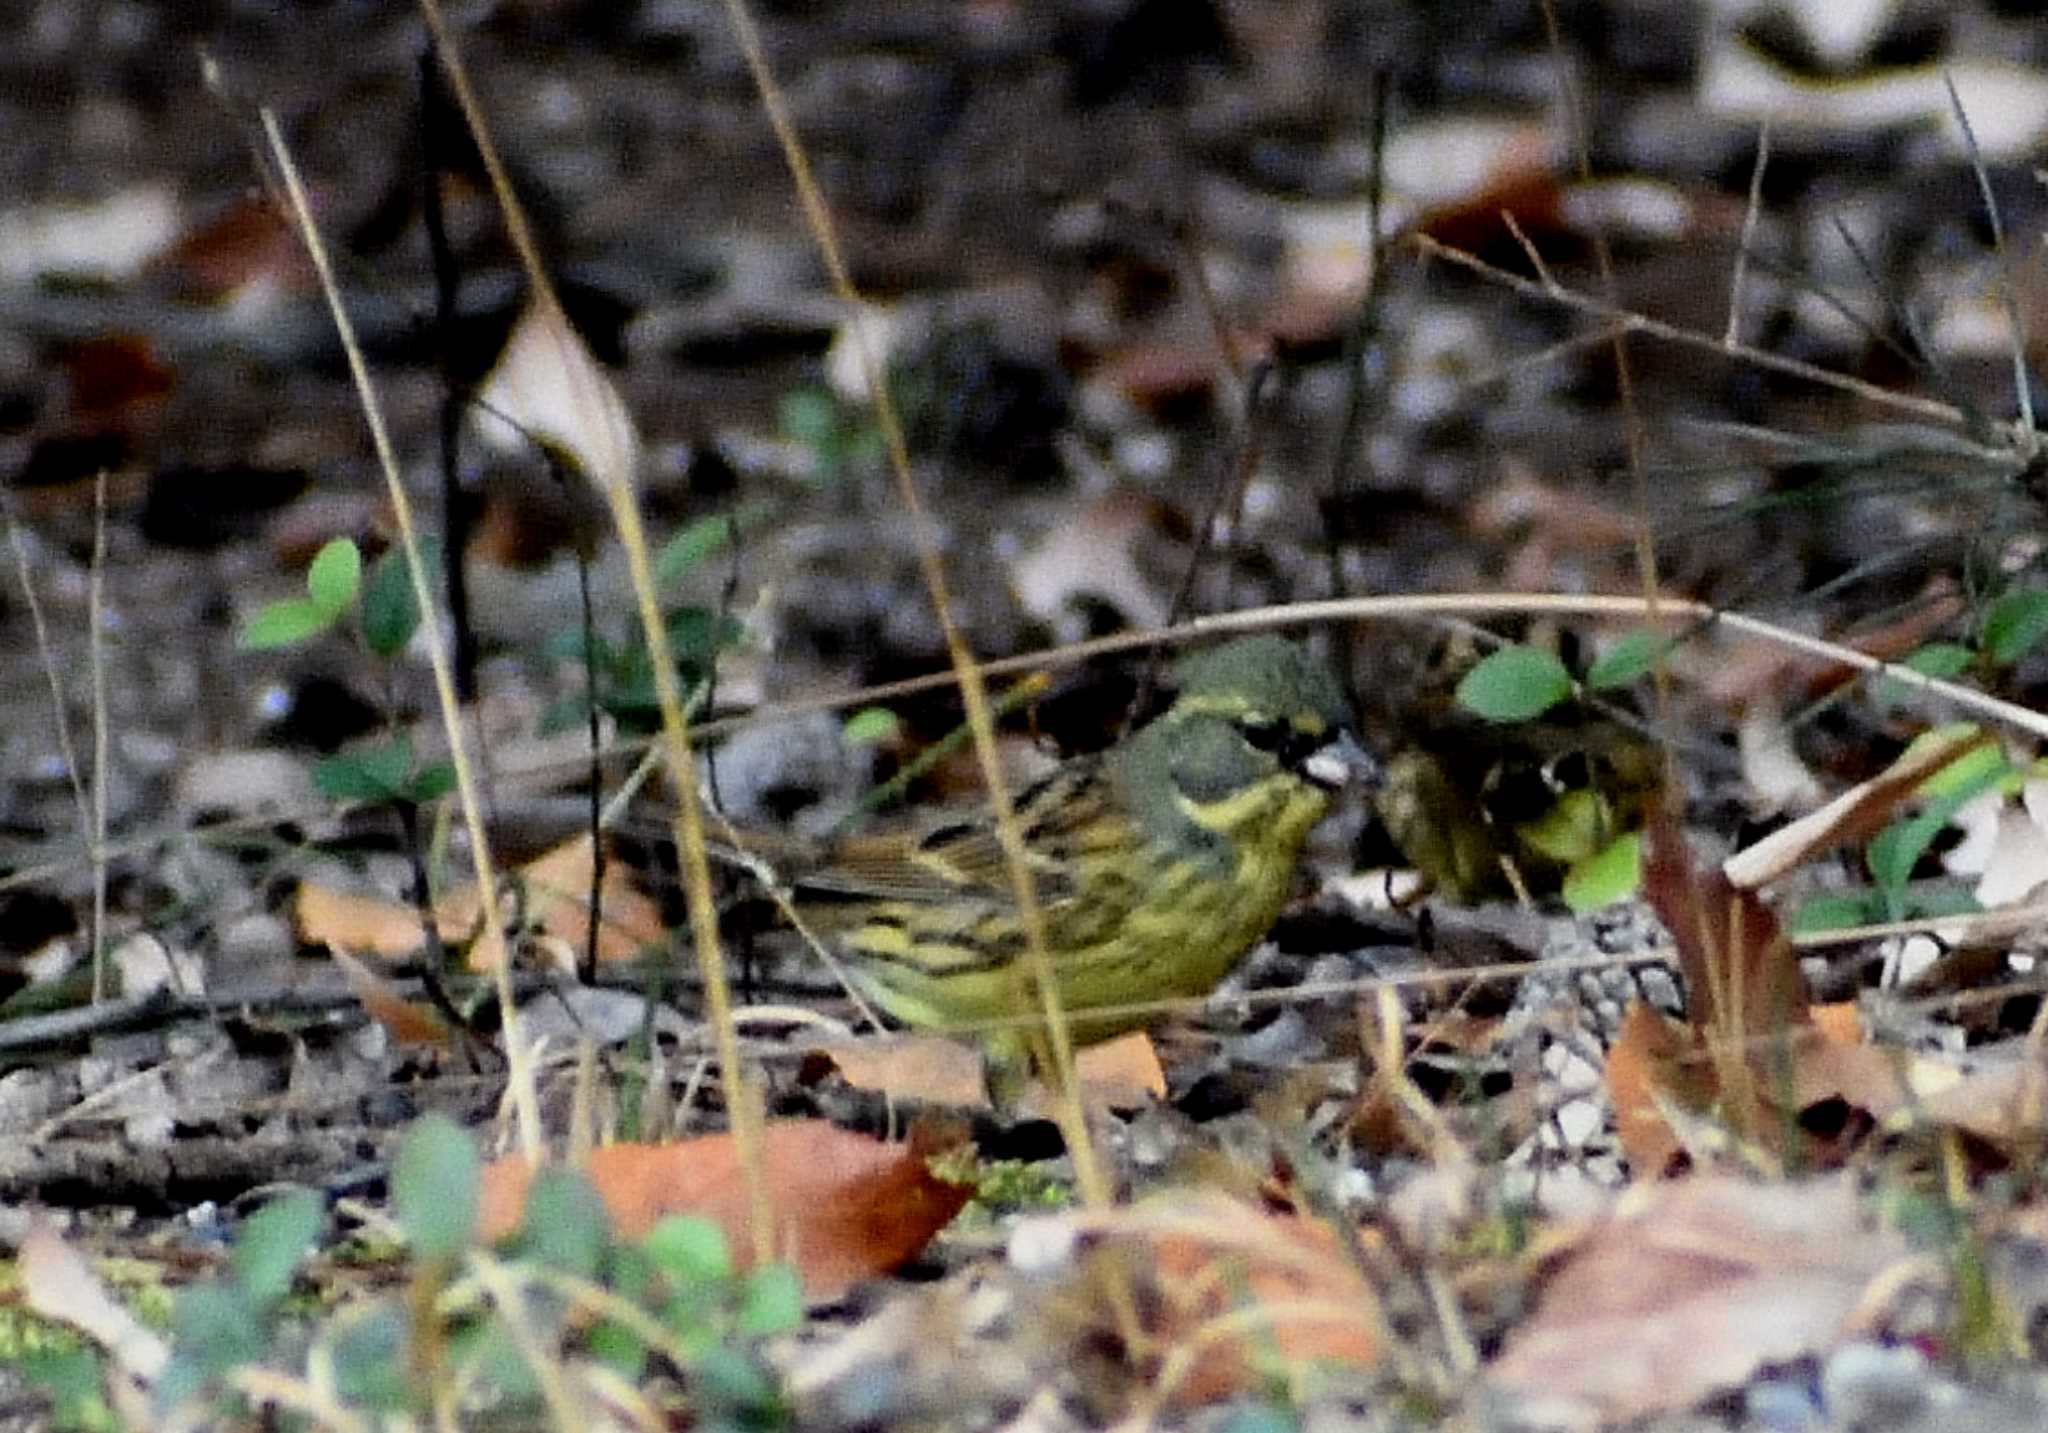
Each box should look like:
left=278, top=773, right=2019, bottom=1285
left=314, top=737, right=416, bottom=803
left=1455, top=646, right=1573, bottom=722
left=643, top=1214, right=732, bottom=1290
left=1982, top=589, right=2048, bottom=667
left=239, top=598, right=336, bottom=650
left=361, top=544, right=432, bottom=659
left=841, top=707, right=900, bottom=748
left=656, top=514, right=737, bottom=587
left=779, top=388, right=840, bottom=448
left=231, top=1189, right=323, bottom=1308
left=1787, top=891, right=1888, bottom=937
left=407, top=761, right=457, bottom=804
left=519, top=1169, right=610, bottom=1278
left=305, top=538, right=363, bottom=620
left=1561, top=831, right=1642, bottom=914
left=1584, top=631, right=1664, bottom=691
left=392, top=1113, right=480, bottom=1261
left=329, top=1304, right=413, bottom=1412
left=735, top=1262, right=804, bottom=1337
left=168, top=1283, right=265, bottom=1384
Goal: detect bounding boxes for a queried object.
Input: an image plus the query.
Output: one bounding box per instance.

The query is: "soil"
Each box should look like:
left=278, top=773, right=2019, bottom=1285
left=5, top=1, right=2048, bottom=1427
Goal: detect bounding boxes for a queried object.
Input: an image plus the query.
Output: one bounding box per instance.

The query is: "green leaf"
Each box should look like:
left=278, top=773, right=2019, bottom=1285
left=407, top=761, right=458, bottom=804
left=166, top=1283, right=266, bottom=1390
left=1868, top=758, right=2011, bottom=899
left=841, top=707, right=900, bottom=748
left=1982, top=589, right=2048, bottom=666
left=693, top=1344, right=782, bottom=1415
left=734, top=1263, right=804, bottom=1337
left=239, top=597, right=336, bottom=650
left=306, top=538, right=362, bottom=620
left=453, top=1320, right=540, bottom=1404
left=328, top=1303, right=415, bottom=1412
left=231, top=1189, right=322, bottom=1308
left=1455, top=646, right=1573, bottom=722
left=588, top=1318, right=650, bottom=1382
left=1561, top=831, right=1642, bottom=914
left=656, top=514, right=737, bottom=587
left=1584, top=631, right=1665, bottom=691
left=643, top=1215, right=732, bottom=1291
left=361, top=543, right=434, bottom=659
left=17, top=1346, right=116, bottom=1433
left=1915, top=730, right=2013, bottom=801
left=779, top=387, right=840, bottom=448
left=1876, top=642, right=1976, bottom=708
left=392, top=1113, right=480, bottom=1261
left=667, top=607, right=745, bottom=664
left=1787, top=891, right=1889, bottom=936
left=314, top=737, right=416, bottom=803
left=519, top=1169, right=610, bottom=1279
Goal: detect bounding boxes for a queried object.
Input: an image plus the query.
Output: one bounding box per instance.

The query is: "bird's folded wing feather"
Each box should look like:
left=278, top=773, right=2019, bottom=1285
left=788, top=762, right=1111, bottom=908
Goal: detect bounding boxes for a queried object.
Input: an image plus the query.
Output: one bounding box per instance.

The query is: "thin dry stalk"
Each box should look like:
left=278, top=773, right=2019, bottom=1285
left=257, top=108, right=543, bottom=1165
left=1412, top=233, right=1976, bottom=430
left=414, top=0, right=763, bottom=1226
left=1725, top=120, right=1772, bottom=348
left=2, top=500, right=92, bottom=842
left=1946, top=76, right=2038, bottom=454
left=88, top=471, right=109, bottom=1001
left=710, top=0, right=1116, bottom=1214
left=469, top=1252, right=585, bottom=1432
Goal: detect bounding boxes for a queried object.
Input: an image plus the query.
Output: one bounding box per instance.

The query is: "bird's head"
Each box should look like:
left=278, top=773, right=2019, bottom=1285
left=1165, top=634, right=1377, bottom=796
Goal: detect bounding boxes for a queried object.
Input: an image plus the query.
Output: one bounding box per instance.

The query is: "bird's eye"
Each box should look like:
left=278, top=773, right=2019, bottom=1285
left=1239, top=718, right=1293, bottom=751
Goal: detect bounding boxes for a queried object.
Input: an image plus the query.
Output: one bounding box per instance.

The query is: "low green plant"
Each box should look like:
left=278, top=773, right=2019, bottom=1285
left=778, top=384, right=884, bottom=485
left=23, top=1115, right=804, bottom=1428
left=543, top=511, right=751, bottom=736
left=1450, top=635, right=1656, bottom=911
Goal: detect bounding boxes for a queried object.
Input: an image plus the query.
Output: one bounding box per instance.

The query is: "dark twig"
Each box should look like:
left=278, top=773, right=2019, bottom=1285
left=418, top=49, right=480, bottom=700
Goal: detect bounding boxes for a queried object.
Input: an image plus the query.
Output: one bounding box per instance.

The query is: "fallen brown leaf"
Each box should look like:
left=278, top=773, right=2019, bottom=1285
left=1016, top=1193, right=1383, bottom=1407
left=808, top=1030, right=1166, bottom=1111
left=438, top=833, right=666, bottom=972
left=1491, top=1174, right=1908, bottom=1426
left=294, top=880, right=429, bottom=960
left=478, top=1119, right=974, bottom=1303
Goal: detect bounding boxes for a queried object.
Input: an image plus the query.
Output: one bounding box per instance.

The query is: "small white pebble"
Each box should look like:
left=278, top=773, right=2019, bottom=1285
left=1554, top=1097, right=1605, bottom=1148
left=1554, top=1050, right=1602, bottom=1096
left=1007, top=1216, right=1081, bottom=1277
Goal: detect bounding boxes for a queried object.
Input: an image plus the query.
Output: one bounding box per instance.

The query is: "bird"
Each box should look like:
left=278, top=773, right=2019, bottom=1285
left=772, top=634, right=1375, bottom=1104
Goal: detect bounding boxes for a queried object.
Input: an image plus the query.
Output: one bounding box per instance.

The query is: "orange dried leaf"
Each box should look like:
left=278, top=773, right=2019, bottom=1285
left=295, top=881, right=428, bottom=960
left=478, top=1120, right=973, bottom=1303
left=1603, top=1001, right=1693, bottom=1179
left=812, top=1030, right=1166, bottom=1111
left=812, top=1034, right=989, bottom=1108
left=331, top=948, right=454, bottom=1051
left=436, top=834, right=665, bottom=971
left=1025, top=1196, right=1382, bottom=1406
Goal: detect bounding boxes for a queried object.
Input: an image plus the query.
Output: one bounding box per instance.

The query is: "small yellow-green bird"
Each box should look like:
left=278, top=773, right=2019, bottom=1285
left=784, top=634, right=1374, bottom=1100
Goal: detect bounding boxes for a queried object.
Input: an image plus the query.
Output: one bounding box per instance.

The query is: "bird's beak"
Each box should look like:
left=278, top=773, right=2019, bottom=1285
left=1302, top=730, right=1379, bottom=792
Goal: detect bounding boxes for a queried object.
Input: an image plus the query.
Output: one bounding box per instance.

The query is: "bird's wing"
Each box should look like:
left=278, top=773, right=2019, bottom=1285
left=790, top=761, right=1111, bottom=909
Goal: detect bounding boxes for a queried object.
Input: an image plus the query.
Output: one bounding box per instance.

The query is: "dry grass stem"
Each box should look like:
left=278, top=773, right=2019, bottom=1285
left=258, top=106, right=543, bottom=1163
